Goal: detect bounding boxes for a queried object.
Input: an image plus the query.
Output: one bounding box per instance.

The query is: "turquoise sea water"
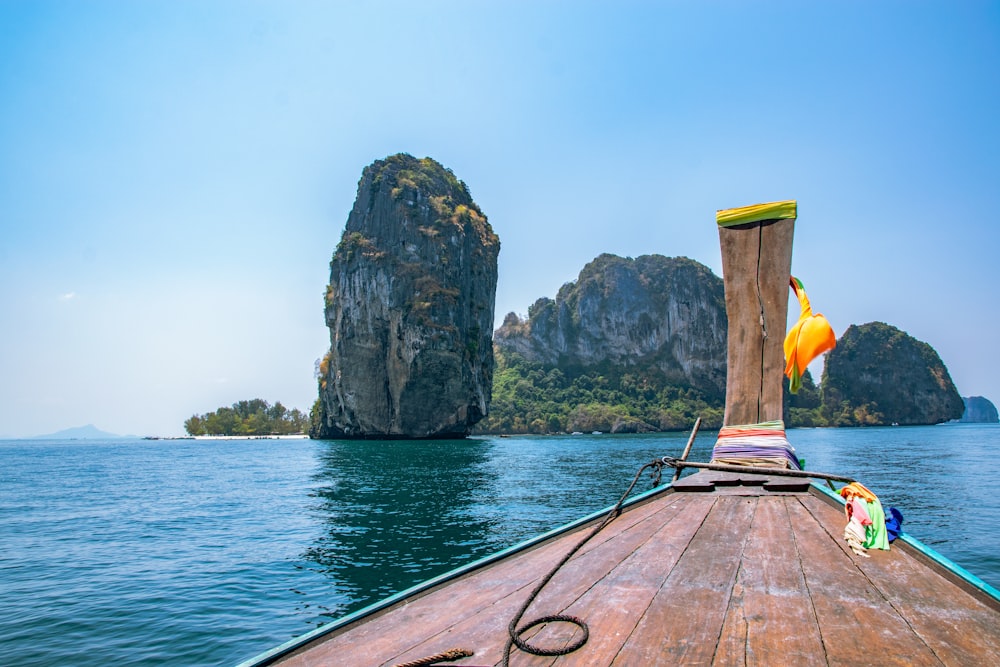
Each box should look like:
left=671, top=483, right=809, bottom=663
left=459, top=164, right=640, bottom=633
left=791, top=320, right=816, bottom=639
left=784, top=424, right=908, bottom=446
left=1, top=425, right=998, bottom=666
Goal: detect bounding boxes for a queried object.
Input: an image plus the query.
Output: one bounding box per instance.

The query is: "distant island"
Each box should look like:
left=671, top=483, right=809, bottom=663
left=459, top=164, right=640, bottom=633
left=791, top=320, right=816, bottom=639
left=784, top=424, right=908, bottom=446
left=959, top=396, right=999, bottom=423
left=32, top=424, right=132, bottom=440
left=184, top=399, right=309, bottom=437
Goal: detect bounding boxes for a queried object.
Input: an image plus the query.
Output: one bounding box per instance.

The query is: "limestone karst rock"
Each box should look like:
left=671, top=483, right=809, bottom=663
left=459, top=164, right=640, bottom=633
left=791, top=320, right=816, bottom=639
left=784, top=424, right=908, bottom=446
left=494, top=254, right=728, bottom=401
left=312, top=154, right=500, bottom=439
left=820, top=321, right=964, bottom=426
left=959, top=396, right=999, bottom=423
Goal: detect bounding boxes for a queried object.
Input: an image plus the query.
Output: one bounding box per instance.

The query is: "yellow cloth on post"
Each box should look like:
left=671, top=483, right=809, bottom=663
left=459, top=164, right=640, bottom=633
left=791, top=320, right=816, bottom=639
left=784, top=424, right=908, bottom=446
left=784, top=276, right=836, bottom=394
left=716, top=200, right=797, bottom=227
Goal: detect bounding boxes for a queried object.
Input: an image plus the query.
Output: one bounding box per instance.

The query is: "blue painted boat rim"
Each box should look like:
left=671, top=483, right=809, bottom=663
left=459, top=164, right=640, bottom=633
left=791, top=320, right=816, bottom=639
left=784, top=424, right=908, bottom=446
left=234, top=480, right=676, bottom=667
left=811, top=481, right=1000, bottom=606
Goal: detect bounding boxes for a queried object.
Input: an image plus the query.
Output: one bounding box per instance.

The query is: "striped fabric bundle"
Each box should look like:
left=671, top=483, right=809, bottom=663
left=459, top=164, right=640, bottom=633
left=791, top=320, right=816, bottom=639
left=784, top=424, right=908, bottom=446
left=710, top=419, right=802, bottom=470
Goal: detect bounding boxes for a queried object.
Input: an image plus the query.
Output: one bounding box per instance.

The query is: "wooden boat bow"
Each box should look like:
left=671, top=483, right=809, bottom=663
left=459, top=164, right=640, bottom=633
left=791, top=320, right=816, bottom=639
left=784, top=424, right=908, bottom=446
left=239, top=473, right=1000, bottom=666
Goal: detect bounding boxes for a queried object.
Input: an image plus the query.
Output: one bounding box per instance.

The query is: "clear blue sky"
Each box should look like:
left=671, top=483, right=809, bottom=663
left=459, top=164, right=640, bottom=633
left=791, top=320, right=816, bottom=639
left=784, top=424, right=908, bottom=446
left=2, top=1, right=998, bottom=437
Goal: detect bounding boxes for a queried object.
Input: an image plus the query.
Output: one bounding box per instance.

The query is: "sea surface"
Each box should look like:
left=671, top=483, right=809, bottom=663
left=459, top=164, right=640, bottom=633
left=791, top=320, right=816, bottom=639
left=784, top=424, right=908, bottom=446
left=1, top=425, right=998, bottom=666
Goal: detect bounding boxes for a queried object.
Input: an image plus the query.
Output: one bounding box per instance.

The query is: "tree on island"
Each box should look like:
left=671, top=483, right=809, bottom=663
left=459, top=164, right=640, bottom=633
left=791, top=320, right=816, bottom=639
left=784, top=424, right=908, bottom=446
left=184, top=398, right=309, bottom=436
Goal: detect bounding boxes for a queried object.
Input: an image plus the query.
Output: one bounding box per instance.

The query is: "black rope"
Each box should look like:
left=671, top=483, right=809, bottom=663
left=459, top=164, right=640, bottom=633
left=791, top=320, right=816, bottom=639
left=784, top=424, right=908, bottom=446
left=391, top=648, right=474, bottom=667
left=502, top=458, right=666, bottom=666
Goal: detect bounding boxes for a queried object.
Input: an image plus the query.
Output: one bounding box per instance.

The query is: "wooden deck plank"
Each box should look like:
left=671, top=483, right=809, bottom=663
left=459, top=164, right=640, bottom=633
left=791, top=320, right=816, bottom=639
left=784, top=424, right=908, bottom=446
left=798, top=493, right=1000, bottom=665
left=506, top=495, right=719, bottom=666
left=785, top=496, right=943, bottom=666
left=610, top=495, right=756, bottom=665
left=387, top=494, right=714, bottom=667
left=276, top=526, right=584, bottom=667
left=713, top=495, right=827, bottom=666
left=275, top=490, right=685, bottom=667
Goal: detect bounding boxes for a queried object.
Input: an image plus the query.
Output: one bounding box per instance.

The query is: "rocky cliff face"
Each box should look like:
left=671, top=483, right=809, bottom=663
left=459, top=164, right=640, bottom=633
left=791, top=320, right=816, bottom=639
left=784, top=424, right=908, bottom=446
left=494, top=254, right=727, bottom=400
left=960, top=396, right=999, bottom=423
left=820, top=321, right=964, bottom=426
left=312, top=154, right=500, bottom=438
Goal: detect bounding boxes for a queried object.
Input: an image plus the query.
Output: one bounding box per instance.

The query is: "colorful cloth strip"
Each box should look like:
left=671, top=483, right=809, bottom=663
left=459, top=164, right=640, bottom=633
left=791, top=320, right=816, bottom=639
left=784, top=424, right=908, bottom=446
left=839, top=482, right=890, bottom=551
left=711, top=420, right=802, bottom=470
left=784, top=276, right=837, bottom=394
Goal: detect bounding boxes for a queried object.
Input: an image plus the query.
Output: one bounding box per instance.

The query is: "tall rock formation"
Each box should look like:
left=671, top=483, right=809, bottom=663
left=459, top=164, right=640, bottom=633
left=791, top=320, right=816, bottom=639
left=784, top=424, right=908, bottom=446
left=820, top=321, right=964, bottom=426
left=494, top=254, right=727, bottom=400
left=959, top=396, right=999, bottom=423
left=313, top=154, right=500, bottom=439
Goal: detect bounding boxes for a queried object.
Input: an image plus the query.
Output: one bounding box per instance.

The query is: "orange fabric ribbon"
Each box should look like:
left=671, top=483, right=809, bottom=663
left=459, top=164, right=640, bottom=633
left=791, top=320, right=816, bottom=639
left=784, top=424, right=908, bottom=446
left=784, top=276, right=836, bottom=393
left=839, top=481, right=880, bottom=504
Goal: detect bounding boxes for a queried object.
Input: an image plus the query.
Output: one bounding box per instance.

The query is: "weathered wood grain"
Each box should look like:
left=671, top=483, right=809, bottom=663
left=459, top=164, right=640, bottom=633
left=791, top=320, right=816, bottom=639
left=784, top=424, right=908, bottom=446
left=713, top=495, right=826, bottom=666
left=799, top=493, right=1000, bottom=665
left=610, top=496, right=755, bottom=665
left=511, top=495, right=718, bottom=667
left=388, top=494, right=710, bottom=667
left=718, top=218, right=794, bottom=426
left=786, top=496, right=943, bottom=666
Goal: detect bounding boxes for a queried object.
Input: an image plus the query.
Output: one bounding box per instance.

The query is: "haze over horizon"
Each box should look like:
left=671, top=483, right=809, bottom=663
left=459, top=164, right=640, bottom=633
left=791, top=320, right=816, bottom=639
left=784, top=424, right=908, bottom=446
left=2, top=2, right=998, bottom=438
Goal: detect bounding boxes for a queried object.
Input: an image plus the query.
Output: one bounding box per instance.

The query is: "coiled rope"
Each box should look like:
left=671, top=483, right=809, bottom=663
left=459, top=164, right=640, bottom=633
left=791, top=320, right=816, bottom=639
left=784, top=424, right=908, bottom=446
left=391, top=459, right=665, bottom=667
left=501, top=457, right=667, bottom=666
left=395, top=420, right=705, bottom=667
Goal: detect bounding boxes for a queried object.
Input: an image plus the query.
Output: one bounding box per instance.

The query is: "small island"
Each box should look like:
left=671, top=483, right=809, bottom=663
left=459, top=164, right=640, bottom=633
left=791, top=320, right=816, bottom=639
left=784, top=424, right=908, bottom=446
left=184, top=399, right=309, bottom=437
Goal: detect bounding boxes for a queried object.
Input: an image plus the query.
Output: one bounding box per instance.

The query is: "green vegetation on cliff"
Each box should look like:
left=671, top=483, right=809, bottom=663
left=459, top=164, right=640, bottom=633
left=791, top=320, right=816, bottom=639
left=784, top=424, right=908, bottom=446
left=820, top=322, right=964, bottom=426
left=784, top=370, right=825, bottom=426
left=473, top=347, right=724, bottom=434
left=473, top=347, right=830, bottom=434
left=185, top=399, right=309, bottom=436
